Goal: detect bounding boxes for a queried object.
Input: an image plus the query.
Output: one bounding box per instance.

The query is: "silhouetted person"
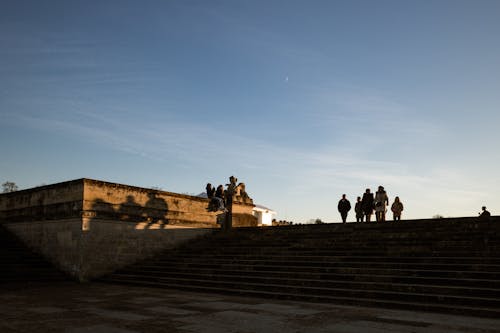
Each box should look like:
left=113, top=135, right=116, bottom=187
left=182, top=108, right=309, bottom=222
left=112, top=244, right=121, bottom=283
left=479, top=206, right=491, bottom=220
left=391, top=196, right=404, bottom=221
left=354, top=196, right=363, bottom=222
left=215, top=184, right=224, bottom=200
left=206, top=183, right=215, bottom=199
left=210, top=184, right=225, bottom=211
left=374, top=186, right=389, bottom=222
left=206, top=183, right=219, bottom=212
left=337, top=194, right=351, bottom=223
left=223, top=176, right=239, bottom=231
left=361, top=188, right=374, bottom=222
left=225, top=176, right=238, bottom=206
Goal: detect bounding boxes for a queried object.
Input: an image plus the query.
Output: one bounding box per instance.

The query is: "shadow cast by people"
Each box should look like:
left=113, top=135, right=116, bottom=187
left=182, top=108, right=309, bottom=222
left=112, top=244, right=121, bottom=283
left=87, top=193, right=169, bottom=230
left=143, top=192, right=169, bottom=229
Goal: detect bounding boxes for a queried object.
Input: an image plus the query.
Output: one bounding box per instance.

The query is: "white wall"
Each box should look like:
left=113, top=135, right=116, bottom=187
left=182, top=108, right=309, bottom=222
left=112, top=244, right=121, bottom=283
left=253, top=209, right=276, bottom=226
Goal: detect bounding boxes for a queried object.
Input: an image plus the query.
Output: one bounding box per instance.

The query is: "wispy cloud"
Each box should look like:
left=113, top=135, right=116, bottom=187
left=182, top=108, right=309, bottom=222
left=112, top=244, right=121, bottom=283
left=305, top=85, right=440, bottom=135
left=8, top=98, right=490, bottom=222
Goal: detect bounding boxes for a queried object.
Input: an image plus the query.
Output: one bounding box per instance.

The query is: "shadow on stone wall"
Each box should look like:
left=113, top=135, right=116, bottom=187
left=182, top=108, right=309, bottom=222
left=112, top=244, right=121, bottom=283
left=89, top=194, right=169, bottom=230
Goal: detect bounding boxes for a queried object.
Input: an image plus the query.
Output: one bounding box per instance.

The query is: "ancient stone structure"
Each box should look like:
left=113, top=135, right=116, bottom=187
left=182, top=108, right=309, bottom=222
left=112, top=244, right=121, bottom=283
left=0, top=178, right=255, bottom=281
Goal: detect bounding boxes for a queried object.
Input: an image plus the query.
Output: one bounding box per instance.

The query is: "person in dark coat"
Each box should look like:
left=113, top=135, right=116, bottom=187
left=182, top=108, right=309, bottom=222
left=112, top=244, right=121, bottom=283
left=337, top=194, right=351, bottom=223
left=354, top=196, right=364, bottom=222
left=361, top=188, right=374, bottom=222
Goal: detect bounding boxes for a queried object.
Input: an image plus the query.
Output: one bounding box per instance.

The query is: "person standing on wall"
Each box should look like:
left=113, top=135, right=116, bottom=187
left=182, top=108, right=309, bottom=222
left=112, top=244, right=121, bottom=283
left=374, top=186, right=389, bottom=222
left=338, top=194, right=351, bottom=223
left=361, top=188, right=374, bottom=222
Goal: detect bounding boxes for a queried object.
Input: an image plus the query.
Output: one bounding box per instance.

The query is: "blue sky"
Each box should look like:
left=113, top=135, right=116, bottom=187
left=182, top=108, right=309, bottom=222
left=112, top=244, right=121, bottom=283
left=1, top=0, right=499, bottom=222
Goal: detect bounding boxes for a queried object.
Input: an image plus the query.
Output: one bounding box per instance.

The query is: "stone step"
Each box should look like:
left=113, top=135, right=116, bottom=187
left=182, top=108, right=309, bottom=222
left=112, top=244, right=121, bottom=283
left=100, top=218, right=500, bottom=316
left=100, top=276, right=500, bottom=317
left=207, top=241, right=499, bottom=250
left=176, top=247, right=499, bottom=257
left=168, top=254, right=500, bottom=264
left=116, top=266, right=500, bottom=288
left=198, top=234, right=487, bottom=240
left=126, top=261, right=500, bottom=280
left=195, top=241, right=500, bottom=250
left=102, top=274, right=500, bottom=309
left=184, top=240, right=499, bottom=247
left=147, top=257, right=500, bottom=272
left=106, top=270, right=500, bottom=298
left=222, top=237, right=500, bottom=245
left=208, top=231, right=500, bottom=239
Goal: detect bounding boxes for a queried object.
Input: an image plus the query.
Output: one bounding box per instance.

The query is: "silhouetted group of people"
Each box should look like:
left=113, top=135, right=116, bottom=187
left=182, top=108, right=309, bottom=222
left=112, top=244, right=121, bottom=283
left=207, top=178, right=492, bottom=225
left=338, top=186, right=404, bottom=223
left=206, top=176, right=241, bottom=213
left=206, top=183, right=226, bottom=212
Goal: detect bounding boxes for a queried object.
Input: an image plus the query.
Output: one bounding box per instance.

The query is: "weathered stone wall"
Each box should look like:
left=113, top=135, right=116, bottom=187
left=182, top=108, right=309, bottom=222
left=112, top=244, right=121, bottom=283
left=5, top=219, right=83, bottom=277
left=0, top=179, right=83, bottom=222
left=5, top=218, right=213, bottom=281
left=82, top=179, right=218, bottom=228
left=0, top=180, right=85, bottom=277
left=0, top=179, right=222, bottom=281
left=231, top=201, right=258, bottom=227
left=78, top=220, right=212, bottom=280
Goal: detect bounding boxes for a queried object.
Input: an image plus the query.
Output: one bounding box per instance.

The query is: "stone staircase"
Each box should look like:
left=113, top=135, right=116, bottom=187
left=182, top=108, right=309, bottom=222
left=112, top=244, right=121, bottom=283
left=99, top=217, right=500, bottom=317
left=0, top=225, right=68, bottom=287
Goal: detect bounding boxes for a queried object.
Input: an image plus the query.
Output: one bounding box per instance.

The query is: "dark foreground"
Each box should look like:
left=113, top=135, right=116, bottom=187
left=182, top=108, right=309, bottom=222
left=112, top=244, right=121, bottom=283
left=1, top=281, right=500, bottom=333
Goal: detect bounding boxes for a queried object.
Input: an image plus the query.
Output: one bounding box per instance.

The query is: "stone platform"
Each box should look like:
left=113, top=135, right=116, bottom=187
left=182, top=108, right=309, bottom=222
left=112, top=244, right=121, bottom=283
left=1, top=281, right=500, bottom=333
left=0, top=178, right=256, bottom=281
